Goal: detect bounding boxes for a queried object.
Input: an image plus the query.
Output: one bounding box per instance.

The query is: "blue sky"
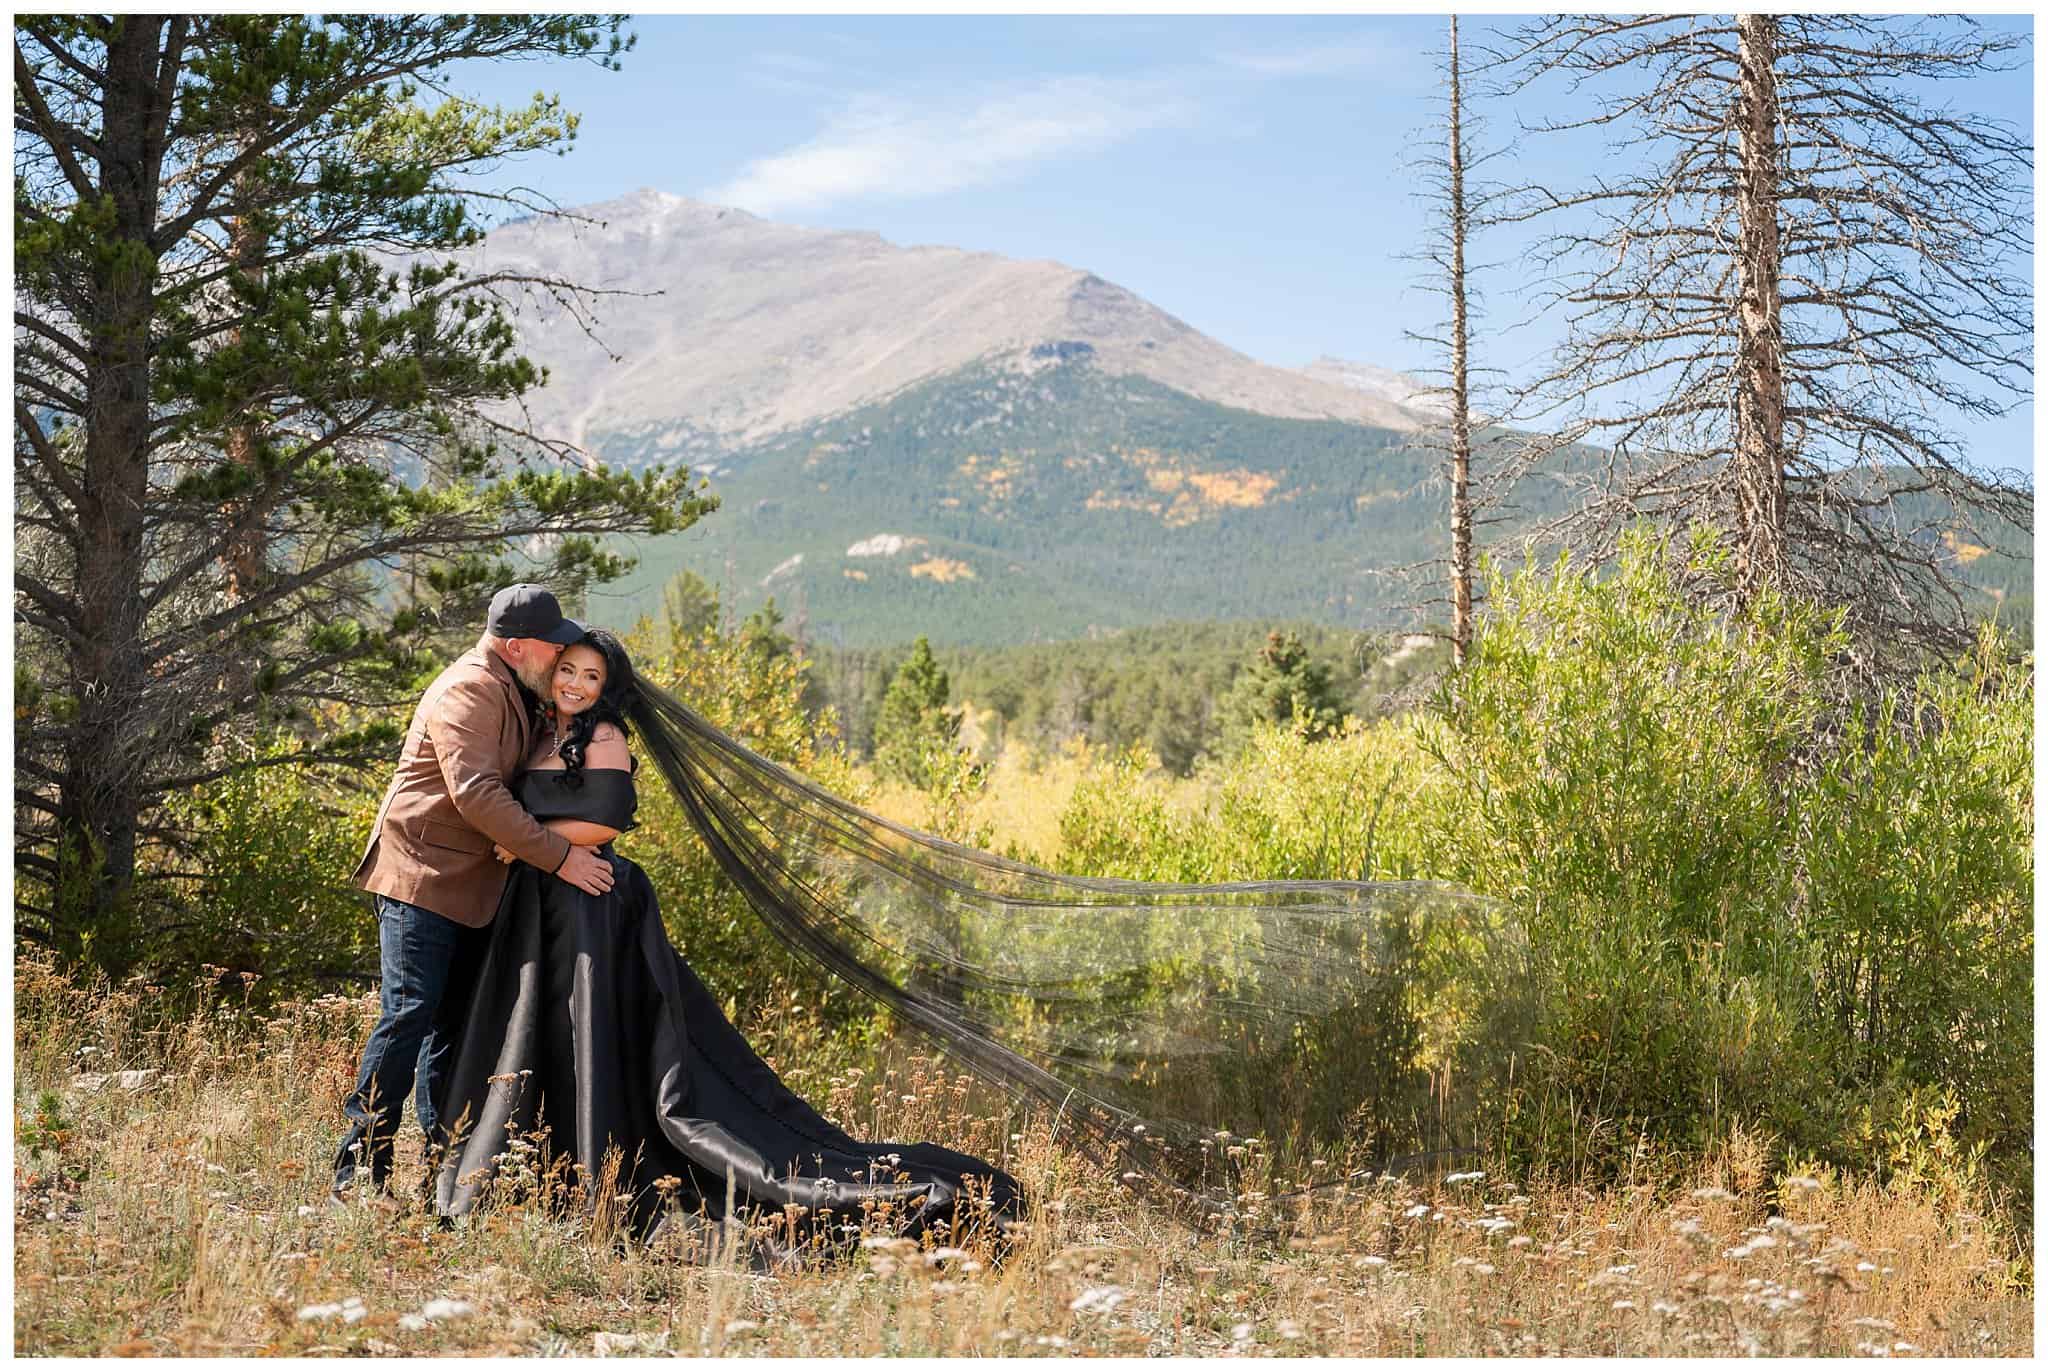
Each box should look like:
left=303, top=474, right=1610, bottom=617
left=452, top=13, right=2034, bottom=466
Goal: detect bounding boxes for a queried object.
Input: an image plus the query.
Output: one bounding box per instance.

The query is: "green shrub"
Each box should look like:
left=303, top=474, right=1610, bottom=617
left=1412, top=533, right=2030, bottom=1187
left=149, top=741, right=383, bottom=997
left=1047, top=532, right=2032, bottom=1196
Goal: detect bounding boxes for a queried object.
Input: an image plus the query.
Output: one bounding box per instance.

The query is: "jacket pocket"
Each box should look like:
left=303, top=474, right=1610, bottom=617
left=416, top=820, right=492, bottom=855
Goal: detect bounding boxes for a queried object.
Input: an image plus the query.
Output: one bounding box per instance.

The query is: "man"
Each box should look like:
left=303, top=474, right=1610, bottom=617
left=331, top=584, right=617, bottom=1205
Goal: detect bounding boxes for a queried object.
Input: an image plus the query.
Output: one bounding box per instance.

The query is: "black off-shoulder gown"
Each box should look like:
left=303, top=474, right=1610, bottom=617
left=431, top=768, right=1024, bottom=1247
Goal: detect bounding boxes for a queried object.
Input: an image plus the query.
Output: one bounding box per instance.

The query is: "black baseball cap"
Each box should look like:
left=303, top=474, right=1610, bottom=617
left=486, top=583, right=583, bottom=646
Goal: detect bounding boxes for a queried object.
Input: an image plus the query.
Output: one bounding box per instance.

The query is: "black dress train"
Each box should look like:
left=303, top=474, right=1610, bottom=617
left=431, top=767, right=1025, bottom=1249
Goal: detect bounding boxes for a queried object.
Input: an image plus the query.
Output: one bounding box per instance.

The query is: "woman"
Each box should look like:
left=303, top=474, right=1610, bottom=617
left=431, top=629, right=1025, bottom=1253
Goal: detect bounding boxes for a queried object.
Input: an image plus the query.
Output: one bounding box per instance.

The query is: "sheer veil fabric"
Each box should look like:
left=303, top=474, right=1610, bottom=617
left=615, top=679, right=1534, bottom=1221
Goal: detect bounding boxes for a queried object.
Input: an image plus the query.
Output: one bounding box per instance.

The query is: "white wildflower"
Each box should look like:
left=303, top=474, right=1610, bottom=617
left=860, top=1235, right=914, bottom=1253
left=1070, top=1286, right=1129, bottom=1315
left=297, top=1296, right=366, bottom=1324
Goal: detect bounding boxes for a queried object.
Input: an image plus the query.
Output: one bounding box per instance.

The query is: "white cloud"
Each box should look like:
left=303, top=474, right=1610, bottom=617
left=704, top=76, right=1194, bottom=215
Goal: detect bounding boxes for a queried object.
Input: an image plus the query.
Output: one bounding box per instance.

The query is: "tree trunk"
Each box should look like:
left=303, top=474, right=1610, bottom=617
left=58, top=17, right=169, bottom=966
left=224, top=166, right=270, bottom=600
left=1732, top=13, right=1789, bottom=601
left=1446, top=15, right=1475, bottom=666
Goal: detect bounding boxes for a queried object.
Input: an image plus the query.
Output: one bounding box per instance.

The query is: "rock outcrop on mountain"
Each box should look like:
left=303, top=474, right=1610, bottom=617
left=1297, top=356, right=1449, bottom=418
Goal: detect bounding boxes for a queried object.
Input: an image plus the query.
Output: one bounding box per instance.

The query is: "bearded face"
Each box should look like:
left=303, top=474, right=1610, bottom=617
left=509, top=641, right=562, bottom=696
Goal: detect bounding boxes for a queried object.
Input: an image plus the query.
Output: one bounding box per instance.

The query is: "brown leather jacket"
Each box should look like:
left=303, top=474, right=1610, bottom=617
left=351, top=640, right=573, bottom=926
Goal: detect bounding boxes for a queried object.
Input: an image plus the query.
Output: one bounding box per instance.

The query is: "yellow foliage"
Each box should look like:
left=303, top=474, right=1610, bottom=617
left=1084, top=490, right=1162, bottom=516
left=1087, top=446, right=1284, bottom=523
left=1943, top=532, right=1989, bottom=564
left=909, top=557, right=976, bottom=583
left=1187, top=470, right=1278, bottom=507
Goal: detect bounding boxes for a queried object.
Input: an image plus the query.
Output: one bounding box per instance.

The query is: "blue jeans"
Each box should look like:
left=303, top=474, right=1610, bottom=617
left=332, top=895, right=491, bottom=1188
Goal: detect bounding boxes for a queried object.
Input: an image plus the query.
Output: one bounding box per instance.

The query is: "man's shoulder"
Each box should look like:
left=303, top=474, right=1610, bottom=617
left=425, top=647, right=519, bottom=711
left=431, top=646, right=495, bottom=683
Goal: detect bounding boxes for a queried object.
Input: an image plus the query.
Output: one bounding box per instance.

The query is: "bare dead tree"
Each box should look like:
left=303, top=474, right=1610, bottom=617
left=1490, top=13, right=2032, bottom=664
left=1399, top=15, right=1530, bottom=667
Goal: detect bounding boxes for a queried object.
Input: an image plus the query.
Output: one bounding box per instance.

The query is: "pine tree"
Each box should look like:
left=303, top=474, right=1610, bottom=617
left=13, top=16, right=719, bottom=970
left=1222, top=631, right=1347, bottom=755
left=739, top=597, right=794, bottom=664
left=658, top=568, right=720, bottom=648
left=872, top=636, right=962, bottom=787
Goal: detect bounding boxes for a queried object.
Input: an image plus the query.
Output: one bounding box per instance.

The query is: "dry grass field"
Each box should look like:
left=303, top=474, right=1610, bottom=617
left=13, top=952, right=2030, bottom=1358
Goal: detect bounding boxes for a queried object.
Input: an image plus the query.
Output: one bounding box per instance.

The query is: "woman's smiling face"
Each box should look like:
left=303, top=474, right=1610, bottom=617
left=552, top=644, right=607, bottom=717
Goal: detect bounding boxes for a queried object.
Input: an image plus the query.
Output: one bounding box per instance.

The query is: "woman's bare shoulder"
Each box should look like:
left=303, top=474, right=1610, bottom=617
left=586, top=724, right=633, bottom=770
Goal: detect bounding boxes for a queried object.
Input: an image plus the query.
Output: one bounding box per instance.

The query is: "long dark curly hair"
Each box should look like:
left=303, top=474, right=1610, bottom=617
left=554, top=627, right=639, bottom=784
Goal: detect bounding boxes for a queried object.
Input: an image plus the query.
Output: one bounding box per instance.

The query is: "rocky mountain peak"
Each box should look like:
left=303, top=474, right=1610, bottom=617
left=471, top=190, right=1433, bottom=454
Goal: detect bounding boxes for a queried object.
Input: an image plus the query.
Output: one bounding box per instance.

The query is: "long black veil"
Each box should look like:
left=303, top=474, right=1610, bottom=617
left=624, top=678, right=1533, bottom=1217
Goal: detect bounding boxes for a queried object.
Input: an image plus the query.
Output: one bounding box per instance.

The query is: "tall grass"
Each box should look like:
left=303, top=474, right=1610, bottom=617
left=13, top=951, right=2029, bottom=1356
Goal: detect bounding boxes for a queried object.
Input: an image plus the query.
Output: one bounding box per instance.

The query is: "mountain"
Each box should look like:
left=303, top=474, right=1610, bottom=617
left=574, top=358, right=1580, bottom=648
left=473, top=189, right=1431, bottom=457
left=464, top=191, right=2024, bottom=649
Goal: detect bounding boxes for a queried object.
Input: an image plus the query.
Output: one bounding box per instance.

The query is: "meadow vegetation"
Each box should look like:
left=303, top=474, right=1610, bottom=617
left=14, top=535, right=2031, bottom=1355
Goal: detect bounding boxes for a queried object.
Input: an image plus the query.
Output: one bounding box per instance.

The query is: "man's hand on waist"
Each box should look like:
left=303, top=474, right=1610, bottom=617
left=555, top=843, right=616, bottom=896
